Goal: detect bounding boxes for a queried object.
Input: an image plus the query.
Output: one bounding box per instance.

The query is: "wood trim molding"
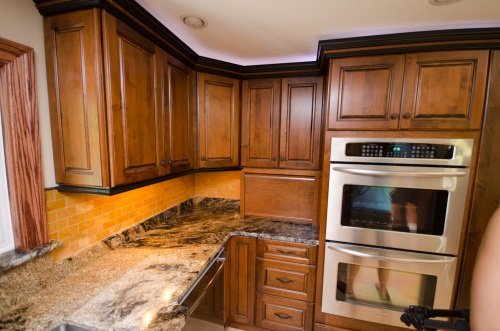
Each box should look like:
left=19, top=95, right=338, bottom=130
left=0, top=37, right=48, bottom=250
left=33, top=1, right=500, bottom=78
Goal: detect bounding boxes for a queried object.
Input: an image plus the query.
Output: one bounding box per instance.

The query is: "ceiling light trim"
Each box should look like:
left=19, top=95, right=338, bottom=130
left=181, top=15, right=207, bottom=29
left=428, top=0, right=462, bottom=6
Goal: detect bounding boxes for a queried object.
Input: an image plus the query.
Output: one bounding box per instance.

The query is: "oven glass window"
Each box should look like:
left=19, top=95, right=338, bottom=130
left=336, top=263, right=437, bottom=311
left=341, top=185, right=448, bottom=235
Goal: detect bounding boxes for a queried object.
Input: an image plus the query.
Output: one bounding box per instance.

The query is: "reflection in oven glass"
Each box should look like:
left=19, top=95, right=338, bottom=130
left=341, top=185, right=448, bottom=235
left=336, top=263, right=437, bottom=311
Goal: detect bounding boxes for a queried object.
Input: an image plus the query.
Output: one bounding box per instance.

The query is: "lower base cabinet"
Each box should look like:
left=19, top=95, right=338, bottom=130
left=229, top=237, right=317, bottom=331
left=256, top=293, right=314, bottom=331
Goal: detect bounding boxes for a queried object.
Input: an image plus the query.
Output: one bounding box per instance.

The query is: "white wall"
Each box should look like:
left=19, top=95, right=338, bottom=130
left=0, top=0, right=56, bottom=188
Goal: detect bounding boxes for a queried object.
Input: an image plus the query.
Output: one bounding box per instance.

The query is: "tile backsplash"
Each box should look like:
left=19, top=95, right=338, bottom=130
left=45, top=171, right=241, bottom=261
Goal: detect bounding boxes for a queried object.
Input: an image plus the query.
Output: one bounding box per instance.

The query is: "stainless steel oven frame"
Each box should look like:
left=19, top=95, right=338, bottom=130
left=326, top=162, right=470, bottom=255
left=322, top=242, right=457, bottom=329
left=326, top=137, right=473, bottom=255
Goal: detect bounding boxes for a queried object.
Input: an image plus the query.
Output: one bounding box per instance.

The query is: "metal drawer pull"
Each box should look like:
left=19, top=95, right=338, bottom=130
left=276, top=249, right=295, bottom=255
left=274, top=312, right=292, bottom=319
left=276, top=277, right=294, bottom=284
left=332, top=167, right=467, bottom=178
left=329, top=245, right=455, bottom=264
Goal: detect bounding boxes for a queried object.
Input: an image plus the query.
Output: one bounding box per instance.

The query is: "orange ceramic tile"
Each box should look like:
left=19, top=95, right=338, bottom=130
left=44, top=174, right=206, bottom=260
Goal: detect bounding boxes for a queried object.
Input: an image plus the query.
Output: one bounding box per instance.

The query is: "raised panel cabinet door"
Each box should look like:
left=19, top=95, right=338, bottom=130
left=280, top=77, right=323, bottom=170
left=401, top=50, right=489, bottom=130
left=103, top=14, right=162, bottom=186
left=327, top=55, right=405, bottom=130
left=241, top=79, right=281, bottom=168
left=229, top=236, right=257, bottom=326
left=163, top=54, right=193, bottom=173
left=198, top=73, right=240, bottom=168
left=44, top=9, right=106, bottom=187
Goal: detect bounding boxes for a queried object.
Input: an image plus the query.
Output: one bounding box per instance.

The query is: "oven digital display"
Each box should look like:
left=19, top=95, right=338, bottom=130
left=345, top=142, right=455, bottom=159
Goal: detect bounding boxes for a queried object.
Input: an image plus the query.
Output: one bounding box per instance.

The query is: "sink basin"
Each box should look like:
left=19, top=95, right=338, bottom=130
left=51, top=324, right=90, bottom=331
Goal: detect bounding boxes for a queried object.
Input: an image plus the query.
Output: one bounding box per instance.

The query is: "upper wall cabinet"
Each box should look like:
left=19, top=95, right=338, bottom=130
left=197, top=73, right=240, bottom=169
left=104, top=14, right=163, bottom=186
left=241, top=77, right=323, bottom=170
left=44, top=9, right=106, bottom=187
left=44, top=9, right=193, bottom=190
left=327, top=50, right=489, bottom=131
left=160, top=54, right=194, bottom=174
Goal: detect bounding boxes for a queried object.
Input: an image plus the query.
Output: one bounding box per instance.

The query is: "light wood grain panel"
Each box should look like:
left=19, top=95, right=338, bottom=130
left=103, top=14, right=162, bottom=186
left=230, top=236, right=257, bottom=326
left=327, top=55, right=405, bottom=130
left=257, top=239, right=317, bottom=265
left=401, top=50, right=489, bottom=130
left=255, top=293, right=314, bottom=331
left=241, top=79, right=281, bottom=168
left=43, top=9, right=105, bottom=187
left=165, top=55, right=193, bottom=173
left=242, top=169, right=319, bottom=224
left=197, top=72, right=240, bottom=168
left=280, top=77, right=323, bottom=170
left=0, top=37, right=47, bottom=249
left=257, top=258, right=316, bottom=302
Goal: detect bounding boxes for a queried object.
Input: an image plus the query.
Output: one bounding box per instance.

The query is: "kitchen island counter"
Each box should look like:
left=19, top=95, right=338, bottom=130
left=0, top=198, right=318, bottom=331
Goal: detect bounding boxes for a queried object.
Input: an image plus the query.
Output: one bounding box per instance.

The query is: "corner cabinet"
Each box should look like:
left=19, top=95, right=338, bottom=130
left=241, top=77, right=323, bottom=170
left=197, top=73, right=240, bottom=169
left=327, top=50, right=489, bottom=131
left=43, top=9, right=193, bottom=190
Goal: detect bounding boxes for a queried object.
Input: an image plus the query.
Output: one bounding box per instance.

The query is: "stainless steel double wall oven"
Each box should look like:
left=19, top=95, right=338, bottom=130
left=322, top=137, right=473, bottom=328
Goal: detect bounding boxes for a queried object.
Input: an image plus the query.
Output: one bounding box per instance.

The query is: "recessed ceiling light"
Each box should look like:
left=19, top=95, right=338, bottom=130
left=181, top=15, right=207, bottom=29
left=429, top=0, right=462, bottom=6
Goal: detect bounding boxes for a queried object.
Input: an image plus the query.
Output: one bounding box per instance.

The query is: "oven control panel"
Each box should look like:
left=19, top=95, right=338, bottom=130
left=345, top=142, right=455, bottom=159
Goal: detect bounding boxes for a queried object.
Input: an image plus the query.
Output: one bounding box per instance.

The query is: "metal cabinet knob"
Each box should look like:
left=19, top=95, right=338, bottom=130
left=279, top=157, right=285, bottom=162
left=272, top=156, right=277, bottom=161
left=274, top=312, right=292, bottom=320
left=200, top=156, right=206, bottom=161
left=390, top=113, right=399, bottom=120
left=160, top=159, right=167, bottom=166
left=403, top=112, right=411, bottom=119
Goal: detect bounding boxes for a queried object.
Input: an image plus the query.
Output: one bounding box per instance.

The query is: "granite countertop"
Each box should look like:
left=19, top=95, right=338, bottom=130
left=0, top=198, right=318, bottom=331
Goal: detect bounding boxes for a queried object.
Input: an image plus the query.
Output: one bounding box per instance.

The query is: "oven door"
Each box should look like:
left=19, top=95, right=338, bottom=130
left=321, top=242, right=457, bottom=328
left=326, top=163, right=469, bottom=254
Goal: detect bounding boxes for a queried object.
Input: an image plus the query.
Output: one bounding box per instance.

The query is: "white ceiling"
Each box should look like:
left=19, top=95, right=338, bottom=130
left=136, top=0, right=500, bottom=66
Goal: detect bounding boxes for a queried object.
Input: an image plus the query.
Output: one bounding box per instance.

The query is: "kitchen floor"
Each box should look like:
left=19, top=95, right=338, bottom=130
left=181, top=318, right=242, bottom=331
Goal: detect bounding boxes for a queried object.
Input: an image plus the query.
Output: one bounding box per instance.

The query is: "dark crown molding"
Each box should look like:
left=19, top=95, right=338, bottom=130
left=34, top=0, right=500, bottom=78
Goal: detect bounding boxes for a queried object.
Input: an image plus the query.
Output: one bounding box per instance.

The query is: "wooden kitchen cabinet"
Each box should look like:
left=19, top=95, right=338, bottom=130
left=44, top=9, right=107, bottom=187
left=242, top=77, right=323, bottom=170
left=104, top=13, right=163, bottom=186
left=327, top=50, right=489, bottom=131
left=43, top=9, right=193, bottom=191
left=228, top=238, right=318, bottom=331
left=401, top=50, right=489, bottom=130
left=159, top=54, right=193, bottom=173
left=255, top=240, right=317, bottom=331
left=229, top=236, right=257, bottom=326
left=197, top=72, right=240, bottom=168
left=241, top=168, right=320, bottom=224
left=241, top=79, right=281, bottom=168
left=256, top=293, right=314, bottom=331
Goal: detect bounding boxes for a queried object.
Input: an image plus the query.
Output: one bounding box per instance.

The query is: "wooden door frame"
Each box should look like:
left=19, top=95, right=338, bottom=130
left=0, top=37, right=47, bottom=250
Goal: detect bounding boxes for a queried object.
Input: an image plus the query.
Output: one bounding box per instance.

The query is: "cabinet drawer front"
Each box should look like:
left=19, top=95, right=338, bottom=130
left=258, top=239, right=317, bottom=265
left=257, top=258, right=316, bottom=301
left=256, top=293, right=313, bottom=331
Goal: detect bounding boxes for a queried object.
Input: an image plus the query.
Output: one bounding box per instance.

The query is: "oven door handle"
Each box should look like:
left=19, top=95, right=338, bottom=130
left=331, top=167, right=467, bottom=178
left=328, top=245, right=455, bottom=264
